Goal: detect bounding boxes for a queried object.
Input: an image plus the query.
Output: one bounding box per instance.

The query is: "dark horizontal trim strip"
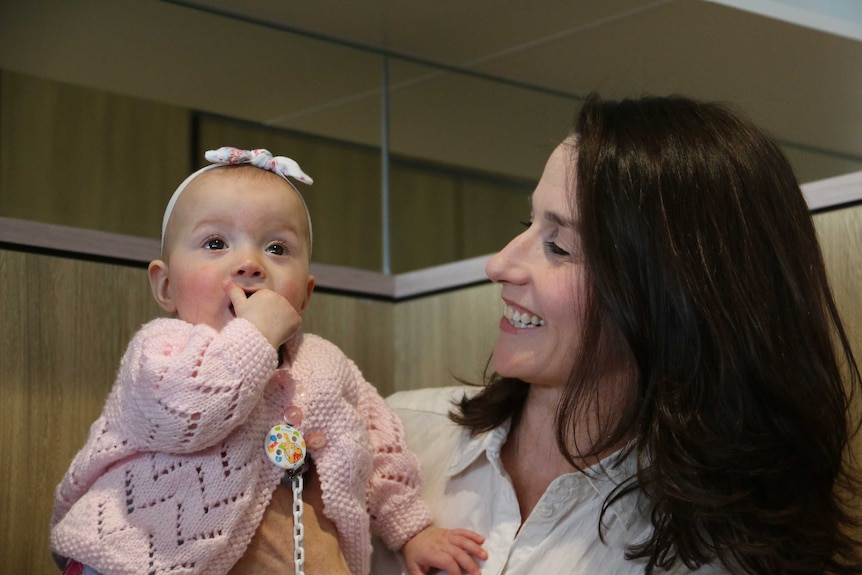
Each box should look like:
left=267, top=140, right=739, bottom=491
left=1, top=172, right=858, bottom=300
left=0, top=217, right=491, bottom=300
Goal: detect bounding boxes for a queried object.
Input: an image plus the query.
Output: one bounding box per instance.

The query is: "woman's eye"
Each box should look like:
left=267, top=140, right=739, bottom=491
left=203, top=238, right=226, bottom=250
left=266, top=243, right=287, bottom=256
left=544, top=241, right=570, bottom=257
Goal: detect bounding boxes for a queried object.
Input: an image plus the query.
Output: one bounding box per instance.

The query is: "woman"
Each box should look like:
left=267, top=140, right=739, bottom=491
left=374, top=94, right=862, bottom=574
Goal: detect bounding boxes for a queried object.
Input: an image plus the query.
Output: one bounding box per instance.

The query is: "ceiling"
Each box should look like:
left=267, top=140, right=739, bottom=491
left=2, top=0, right=862, bottom=184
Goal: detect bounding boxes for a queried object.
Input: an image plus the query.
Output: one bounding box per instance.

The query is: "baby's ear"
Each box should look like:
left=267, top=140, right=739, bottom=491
left=148, top=259, right=177, bottom=313
left=299, top=274, right=316, bottom=314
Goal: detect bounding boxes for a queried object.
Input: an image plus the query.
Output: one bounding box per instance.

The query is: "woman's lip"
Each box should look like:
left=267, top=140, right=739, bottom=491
left=498, top=316, right=519, bottom=334
left=501, top=298, right=539, bottom=318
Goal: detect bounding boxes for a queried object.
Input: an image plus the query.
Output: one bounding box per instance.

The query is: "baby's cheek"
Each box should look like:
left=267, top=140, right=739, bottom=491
left=174, top=273, right=227, bottom=327
left=279, top=278, right=311, bottom=314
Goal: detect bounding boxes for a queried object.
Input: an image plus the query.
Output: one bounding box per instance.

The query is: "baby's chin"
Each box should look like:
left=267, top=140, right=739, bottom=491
left=202, top=311, right=234, bottom=333
left=176, top=305, right=234, bottom=332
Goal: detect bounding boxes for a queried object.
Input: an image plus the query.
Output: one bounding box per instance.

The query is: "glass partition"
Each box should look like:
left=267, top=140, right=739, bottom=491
left=1, top=0, right=860, bottom=273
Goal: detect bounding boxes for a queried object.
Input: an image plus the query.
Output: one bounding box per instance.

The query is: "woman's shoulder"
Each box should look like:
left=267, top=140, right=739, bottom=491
left=386, top=385, right=478, bottom=416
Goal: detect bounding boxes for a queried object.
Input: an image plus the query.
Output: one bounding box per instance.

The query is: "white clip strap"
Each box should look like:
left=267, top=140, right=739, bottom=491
left=292, top=475, right=305, bottom=575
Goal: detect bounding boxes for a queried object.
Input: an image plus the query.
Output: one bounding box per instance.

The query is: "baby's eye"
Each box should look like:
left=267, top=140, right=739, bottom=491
left=266, top=243, right=288, bottom=256
left=203, top=238, right=227, bottom=250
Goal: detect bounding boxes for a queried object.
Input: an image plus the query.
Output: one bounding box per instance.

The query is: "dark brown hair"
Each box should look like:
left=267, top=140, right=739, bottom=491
left=453, top=94, right=862, bottom=573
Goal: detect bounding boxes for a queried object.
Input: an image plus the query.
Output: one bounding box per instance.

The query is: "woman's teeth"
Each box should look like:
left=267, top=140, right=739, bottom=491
left=504, top=305, right=545, bottom=328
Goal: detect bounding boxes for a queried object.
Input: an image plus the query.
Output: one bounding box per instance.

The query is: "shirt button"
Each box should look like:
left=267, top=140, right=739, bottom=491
left=536, top=504, right=554, bottom=517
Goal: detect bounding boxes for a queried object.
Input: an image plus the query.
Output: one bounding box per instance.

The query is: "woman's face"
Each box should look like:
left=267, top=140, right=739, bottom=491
left=485, top=140, right=587, bottom=387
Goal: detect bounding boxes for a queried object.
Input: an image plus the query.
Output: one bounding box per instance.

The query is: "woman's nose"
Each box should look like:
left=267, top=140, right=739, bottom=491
left=486, top=230, right=529, bottom=284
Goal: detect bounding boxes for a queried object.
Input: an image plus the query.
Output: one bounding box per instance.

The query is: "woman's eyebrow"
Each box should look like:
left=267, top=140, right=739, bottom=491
left=544, top=210, right=578, bottom=230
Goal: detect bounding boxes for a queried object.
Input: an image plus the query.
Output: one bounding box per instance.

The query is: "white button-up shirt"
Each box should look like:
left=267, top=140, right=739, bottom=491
left=372, top=386, right=726, bottom=575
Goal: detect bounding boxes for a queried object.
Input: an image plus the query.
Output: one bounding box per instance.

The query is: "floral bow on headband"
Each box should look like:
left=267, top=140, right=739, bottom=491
left=204, top=147, right=314, bottom=185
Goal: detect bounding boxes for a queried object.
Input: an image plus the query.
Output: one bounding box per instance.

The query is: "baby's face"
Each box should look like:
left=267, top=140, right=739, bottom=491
left=157, top=168, right=313, bottom=332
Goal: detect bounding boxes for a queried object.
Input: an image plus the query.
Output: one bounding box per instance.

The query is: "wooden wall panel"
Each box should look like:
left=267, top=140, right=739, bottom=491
left=813, top=204, right=862, bottom=530
left=0, top=70, right=190, bottom=239
left=0, top=250, right=162, bottom=573
left=302, top=291, right=395, bottom=396
left=392, top=283, right=500, bottom=394
left=814, top=204, right=862, bottom=359
left=306, top=283, right=501, bottom=397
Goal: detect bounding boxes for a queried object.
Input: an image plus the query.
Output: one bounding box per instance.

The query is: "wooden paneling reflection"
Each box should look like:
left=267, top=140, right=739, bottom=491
left=0, top=70, right=532, bottom=273
left=0, top=70, right=190, bottom=239
left=195, top=115, right=532, bottom=273
left=390, top=164, right=531, bottom=272
left=195, top=115, right=384, bottom=271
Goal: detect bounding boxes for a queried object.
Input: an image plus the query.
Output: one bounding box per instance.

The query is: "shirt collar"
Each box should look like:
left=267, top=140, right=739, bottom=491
left=446, top=417, right=512, bottom=477
left=445, top=417, right=637, bottom=484
left=446, top=422, right=642, bottom=529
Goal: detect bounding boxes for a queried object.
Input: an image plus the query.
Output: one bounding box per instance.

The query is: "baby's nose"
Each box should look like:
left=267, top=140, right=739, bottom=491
left=234, top=256, right=265, bottom=277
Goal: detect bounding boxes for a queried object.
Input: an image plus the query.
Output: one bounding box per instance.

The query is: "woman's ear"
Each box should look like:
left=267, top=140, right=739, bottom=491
left=148, top=259, right=177, bottom=313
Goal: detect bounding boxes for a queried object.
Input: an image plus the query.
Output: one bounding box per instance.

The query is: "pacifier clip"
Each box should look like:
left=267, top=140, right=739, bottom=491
left=265, top=411, right=308, bottom=575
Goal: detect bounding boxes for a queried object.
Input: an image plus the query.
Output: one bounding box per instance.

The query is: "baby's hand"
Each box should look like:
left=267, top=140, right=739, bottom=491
left=224, top=281, right=301, bottom=350
left=402, top=526, right=486, bottom=575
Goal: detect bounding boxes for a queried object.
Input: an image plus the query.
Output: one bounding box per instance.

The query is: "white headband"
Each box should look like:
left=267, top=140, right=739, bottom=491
left=160, top=147, right=314, bottom=254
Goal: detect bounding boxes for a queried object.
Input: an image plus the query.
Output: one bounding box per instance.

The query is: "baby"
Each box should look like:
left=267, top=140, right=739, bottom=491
left=50, top=148, right=486, bottom=575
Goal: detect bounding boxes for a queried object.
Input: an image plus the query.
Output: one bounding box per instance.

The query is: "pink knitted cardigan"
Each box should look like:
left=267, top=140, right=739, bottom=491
left=51, top=317, right=432, bottom=575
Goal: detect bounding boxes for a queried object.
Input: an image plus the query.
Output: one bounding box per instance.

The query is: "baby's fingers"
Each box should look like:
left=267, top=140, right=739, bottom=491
left=223, top=280, right=248, bottom=311
left=450, top=528, right=485, bottom=546
left=451, top=531, right=487, bottom=575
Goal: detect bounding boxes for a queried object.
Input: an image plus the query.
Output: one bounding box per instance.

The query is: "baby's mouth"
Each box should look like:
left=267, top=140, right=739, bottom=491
left=504, top=305, right=545, bottom=328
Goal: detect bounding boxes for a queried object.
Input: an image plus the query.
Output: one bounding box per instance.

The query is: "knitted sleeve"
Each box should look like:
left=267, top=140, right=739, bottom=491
left=359, top=369, right=433, bottom=550
left=109, top=317, right=278, bottom=453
